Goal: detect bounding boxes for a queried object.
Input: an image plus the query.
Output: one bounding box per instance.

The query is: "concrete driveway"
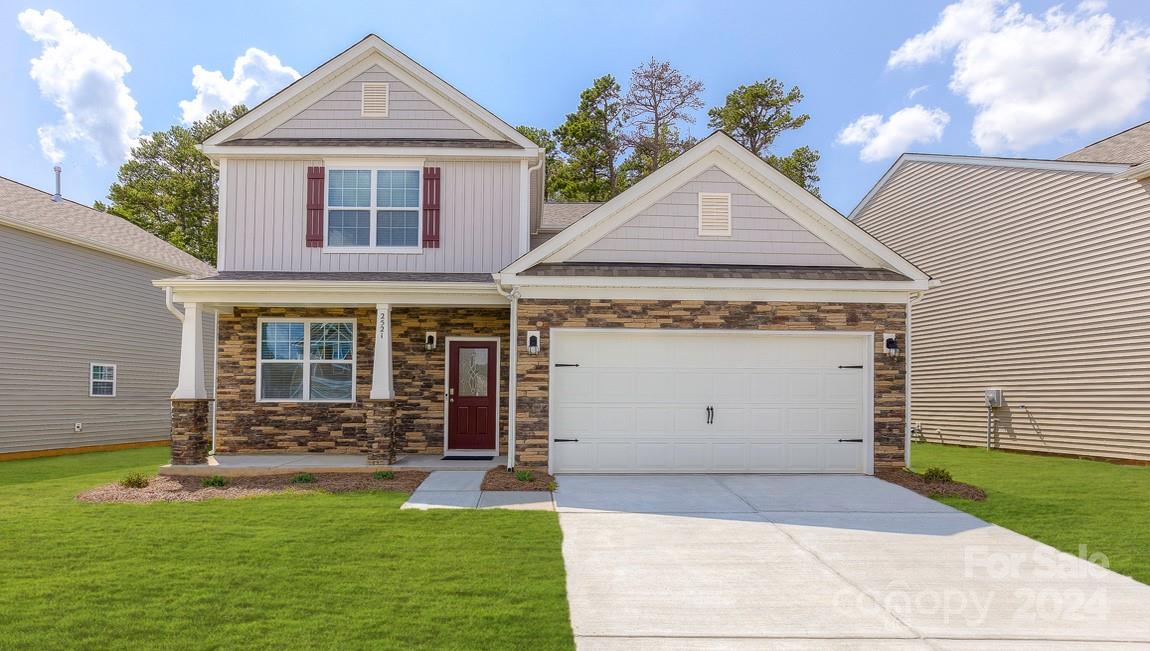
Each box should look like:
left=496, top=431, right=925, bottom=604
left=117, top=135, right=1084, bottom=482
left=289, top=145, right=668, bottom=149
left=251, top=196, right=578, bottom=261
left=555, top=475, right=1150, bottom=650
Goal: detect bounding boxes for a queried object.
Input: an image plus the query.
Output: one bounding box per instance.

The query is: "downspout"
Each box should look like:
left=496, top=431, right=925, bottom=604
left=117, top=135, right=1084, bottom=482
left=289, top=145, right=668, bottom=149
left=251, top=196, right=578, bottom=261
left=905, top=290, right=926, bottom=469
left=164, top=286, right=184, bottom=322
left=494, top=279, right=520, bottom=470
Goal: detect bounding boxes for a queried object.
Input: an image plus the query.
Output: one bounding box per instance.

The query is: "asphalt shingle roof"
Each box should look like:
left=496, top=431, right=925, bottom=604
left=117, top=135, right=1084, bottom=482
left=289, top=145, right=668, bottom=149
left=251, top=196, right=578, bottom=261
left=0, top=176, right=214, bottom=276
left=1059, top=120, right=1150, bottom=164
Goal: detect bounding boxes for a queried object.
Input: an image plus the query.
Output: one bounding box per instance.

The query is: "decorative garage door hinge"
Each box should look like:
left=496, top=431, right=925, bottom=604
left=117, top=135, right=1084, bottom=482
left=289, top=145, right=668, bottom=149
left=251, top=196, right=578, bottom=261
left=838, top=364, right=864, bottom=369
left=554, top=363, right=580, bottom=367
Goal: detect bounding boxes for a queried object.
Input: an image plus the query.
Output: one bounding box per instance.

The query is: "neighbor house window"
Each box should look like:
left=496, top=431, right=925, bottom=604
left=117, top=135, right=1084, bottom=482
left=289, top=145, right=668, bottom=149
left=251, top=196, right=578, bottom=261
left=90, top=363, right=116, bottom=397
left=258, top=319, right=356, bottom=402
left=326, top=168, right=420, bottom=249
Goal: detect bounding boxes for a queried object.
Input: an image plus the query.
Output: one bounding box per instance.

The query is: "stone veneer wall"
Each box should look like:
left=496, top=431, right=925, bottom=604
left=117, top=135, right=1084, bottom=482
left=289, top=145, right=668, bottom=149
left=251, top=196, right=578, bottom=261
left=214, top=306, right=508, bottom=455
left=170, top=399, right=212, bottom=464
left=515, top=300, right=907, bottom=470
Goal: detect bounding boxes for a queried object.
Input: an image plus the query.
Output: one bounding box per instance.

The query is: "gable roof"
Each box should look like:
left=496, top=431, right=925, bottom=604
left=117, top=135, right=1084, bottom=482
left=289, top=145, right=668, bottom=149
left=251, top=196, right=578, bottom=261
left=0, top=176, right=214, bottom=275
left=1060, top=120, right=1150, bottom=164
left=848, top=153, right=1131, bottom=222
left=504, top=131, right=929, bottom=283
left=202, top=35, right=536, bottom=154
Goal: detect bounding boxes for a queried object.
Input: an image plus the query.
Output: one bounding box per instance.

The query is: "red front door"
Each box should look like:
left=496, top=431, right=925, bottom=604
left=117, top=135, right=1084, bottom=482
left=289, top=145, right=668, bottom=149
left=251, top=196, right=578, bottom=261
left=447, top=340, right=498, bottom=451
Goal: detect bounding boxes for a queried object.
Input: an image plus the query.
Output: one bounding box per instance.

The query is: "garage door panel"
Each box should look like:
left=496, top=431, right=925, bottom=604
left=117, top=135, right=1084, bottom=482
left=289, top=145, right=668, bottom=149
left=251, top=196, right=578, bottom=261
left=551, top=331, right=870, bottom=474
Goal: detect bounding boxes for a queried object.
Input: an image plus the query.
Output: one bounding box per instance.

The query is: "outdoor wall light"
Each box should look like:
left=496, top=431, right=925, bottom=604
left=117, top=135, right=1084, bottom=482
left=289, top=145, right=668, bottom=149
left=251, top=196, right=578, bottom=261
left=884, top=333, right=900, bottom=358
left=526, top=330, right=541, bottom=355
left=425, top=331, right=437, bottom=351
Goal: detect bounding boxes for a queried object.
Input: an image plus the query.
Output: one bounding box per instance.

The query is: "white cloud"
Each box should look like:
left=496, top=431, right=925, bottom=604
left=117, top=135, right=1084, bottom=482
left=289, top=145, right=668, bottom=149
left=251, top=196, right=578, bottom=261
left=838, top=105, right=951, bottom=162
left=889, top=0, right=1150, bottom=153
left=907, top=85, right=929, bottom=99
left=17, top=9, right=142, bottom=165
left=179, top=48, right=300, bottom=124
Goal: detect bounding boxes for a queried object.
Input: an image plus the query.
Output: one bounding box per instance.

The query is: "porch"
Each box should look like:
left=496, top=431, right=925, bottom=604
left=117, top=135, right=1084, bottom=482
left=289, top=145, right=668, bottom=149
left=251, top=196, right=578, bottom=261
left=159, top=453, right=508, bottom=477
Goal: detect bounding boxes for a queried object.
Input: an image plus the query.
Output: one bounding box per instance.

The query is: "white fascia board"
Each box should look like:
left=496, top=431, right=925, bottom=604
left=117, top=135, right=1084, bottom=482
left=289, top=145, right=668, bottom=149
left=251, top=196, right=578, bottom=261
left=152, top=279, right=508, bottom=307
left=849, top=153, right=1134, bottom=221
left=511, top=284, right=917, bottom=304
left=203, top=145, right=538, bottom=160
left=0, top=215, right=205, bottom=276
left=503, top=132, right=929, bottom=282
left=205, top=36, right=534, bottom=149
left=498, top=273, right=931, bottom=292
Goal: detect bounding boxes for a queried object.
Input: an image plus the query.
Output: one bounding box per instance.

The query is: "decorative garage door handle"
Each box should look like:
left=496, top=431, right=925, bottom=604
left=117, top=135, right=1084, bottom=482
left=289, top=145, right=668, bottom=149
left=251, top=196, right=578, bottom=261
left=553, top=438, right=580, bottom=443
left=706, top=406, right=714, bottom=424
left=838, top=438, right=864, bottom=443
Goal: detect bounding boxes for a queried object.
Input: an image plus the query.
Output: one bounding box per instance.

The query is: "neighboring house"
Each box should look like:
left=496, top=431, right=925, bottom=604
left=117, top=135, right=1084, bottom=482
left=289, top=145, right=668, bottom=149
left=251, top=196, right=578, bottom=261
left=852, top=121, right=1150, bottom=463
left=158, top=35, right=931, bottom=475
left=0, top=176, right=214, bottom=458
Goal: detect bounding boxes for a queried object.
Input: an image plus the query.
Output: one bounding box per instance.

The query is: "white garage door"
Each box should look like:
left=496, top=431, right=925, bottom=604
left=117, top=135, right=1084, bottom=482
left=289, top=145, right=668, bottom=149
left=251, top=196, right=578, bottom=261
left=550, top=330, right=872, bottom=474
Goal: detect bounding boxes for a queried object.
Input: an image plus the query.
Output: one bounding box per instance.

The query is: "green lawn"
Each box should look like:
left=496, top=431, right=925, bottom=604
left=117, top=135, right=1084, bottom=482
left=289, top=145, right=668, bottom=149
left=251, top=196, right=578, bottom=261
left=912, top=442, right=1150, bottom=585
left=0, top=447, right=573, bottom=650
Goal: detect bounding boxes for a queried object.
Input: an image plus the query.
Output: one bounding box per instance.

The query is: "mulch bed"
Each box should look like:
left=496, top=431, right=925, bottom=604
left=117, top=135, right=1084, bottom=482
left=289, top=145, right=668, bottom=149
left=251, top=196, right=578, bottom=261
left=481, top=467, right=556, bottom=492
left=77, top=471, right=430, bottom=504
left=877, top=468, right=986, bottom=501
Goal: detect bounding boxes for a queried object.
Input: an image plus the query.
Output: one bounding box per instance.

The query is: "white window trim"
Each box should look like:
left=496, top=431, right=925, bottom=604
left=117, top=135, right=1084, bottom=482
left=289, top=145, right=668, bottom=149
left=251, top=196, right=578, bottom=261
left=256, top=318, right=357, bottom=403
left=89, top=362, right=116, bottom=398
left=323, top=165, right=423, bottom=253
left=697, top=192, right=732, bottom=237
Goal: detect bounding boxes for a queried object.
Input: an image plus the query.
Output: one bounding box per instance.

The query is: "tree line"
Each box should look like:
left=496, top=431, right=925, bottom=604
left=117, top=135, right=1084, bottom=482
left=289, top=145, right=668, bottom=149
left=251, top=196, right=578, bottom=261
left=94, top=60, right=819, bottom=265
left=516, top=58, right=819, bottom=203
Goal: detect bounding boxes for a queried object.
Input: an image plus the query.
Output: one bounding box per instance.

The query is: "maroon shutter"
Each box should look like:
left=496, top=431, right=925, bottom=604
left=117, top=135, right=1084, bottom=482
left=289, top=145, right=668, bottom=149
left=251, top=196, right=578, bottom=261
left=422, top=166, right=441, bottom=248
left=305, top=166, right=325, bottom=247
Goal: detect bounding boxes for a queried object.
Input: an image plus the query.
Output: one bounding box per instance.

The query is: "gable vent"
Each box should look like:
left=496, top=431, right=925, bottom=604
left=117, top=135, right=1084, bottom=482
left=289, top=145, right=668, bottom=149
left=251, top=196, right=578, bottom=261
left=697, top=192, right=732, bottom=236
left=361, top=82, right=390, bottom=118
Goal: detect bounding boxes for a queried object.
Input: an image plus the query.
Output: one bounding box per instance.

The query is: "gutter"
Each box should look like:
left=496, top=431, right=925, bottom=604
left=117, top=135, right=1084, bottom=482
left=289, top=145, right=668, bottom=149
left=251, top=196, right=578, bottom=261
left=164, top=287, right=184, bottom=322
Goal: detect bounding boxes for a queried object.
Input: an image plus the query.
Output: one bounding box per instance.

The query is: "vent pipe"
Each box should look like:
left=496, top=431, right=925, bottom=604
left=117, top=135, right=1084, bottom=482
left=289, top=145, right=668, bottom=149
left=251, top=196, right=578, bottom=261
left=52, top=166, right=62, bottom=202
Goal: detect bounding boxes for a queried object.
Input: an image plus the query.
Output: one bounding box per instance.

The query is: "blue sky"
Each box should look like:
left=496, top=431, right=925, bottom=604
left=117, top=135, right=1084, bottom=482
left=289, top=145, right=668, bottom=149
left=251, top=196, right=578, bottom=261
left=3, top=0, right=1150, bottom=214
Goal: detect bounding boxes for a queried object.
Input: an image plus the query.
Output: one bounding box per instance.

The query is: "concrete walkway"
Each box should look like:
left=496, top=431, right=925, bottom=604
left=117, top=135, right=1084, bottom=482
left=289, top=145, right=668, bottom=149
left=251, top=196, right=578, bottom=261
left=401, top=471, right=553, bottom=510
left=555, top=475, right=1150, bottom=649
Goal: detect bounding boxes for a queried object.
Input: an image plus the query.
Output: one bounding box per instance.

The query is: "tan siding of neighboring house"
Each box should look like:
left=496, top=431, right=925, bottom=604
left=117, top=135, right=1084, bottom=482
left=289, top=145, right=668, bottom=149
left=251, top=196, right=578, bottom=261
left=570, top=166, right=856, bottom=266
left=854, top=160, right=1150, bottom=461
left=0, top=226, right=214, bottom=454
left=219, top=158, right=522, bottom=273
left=263, top=65, right=485, bottom=140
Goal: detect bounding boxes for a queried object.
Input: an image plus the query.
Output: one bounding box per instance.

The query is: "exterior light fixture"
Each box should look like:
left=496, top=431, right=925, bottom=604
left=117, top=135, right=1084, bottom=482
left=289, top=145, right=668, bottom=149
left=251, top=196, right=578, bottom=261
left=425, top=331, right=437, bottom=351
left=526, top=330, right=541, bottom=355
left=884, top=333, right=900, bottom=358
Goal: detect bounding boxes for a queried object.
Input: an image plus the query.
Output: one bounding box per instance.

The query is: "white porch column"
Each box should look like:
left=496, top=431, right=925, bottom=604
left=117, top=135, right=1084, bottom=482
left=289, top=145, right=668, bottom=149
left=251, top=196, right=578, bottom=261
left=171, top=302, right=208, bottom=399
left=370, top=303, right=394, bottom=400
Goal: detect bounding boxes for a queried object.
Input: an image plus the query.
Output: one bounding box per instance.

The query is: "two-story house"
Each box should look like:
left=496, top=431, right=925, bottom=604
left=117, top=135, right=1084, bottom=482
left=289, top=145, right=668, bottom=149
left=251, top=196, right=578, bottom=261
left=157, top=35, right=932, bottom=475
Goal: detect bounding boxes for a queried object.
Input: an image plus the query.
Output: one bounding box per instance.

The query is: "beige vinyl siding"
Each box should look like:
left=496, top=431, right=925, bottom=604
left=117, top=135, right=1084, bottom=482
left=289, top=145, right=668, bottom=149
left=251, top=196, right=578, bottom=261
left=855, top=160, right=1150, bottom=461
left=0, top=226, right=214, bottom=454
left=219, top=158, right=521, bottom=273
left=263, top=65, right=484, bottom=140
left=571, top=166, right=856, bottom=266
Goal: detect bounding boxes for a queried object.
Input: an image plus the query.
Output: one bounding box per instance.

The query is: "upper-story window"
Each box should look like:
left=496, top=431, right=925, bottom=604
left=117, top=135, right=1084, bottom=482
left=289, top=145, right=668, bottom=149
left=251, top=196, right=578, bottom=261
left=326, top=168, right=421, bottom=251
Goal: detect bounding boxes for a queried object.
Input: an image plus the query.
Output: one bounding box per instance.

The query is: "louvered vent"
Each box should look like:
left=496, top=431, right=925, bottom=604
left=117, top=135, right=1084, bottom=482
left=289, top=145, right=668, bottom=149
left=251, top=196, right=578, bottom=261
left=361, top=82, right=390, bottom=118
left=697, top=192, right=732, bottom=236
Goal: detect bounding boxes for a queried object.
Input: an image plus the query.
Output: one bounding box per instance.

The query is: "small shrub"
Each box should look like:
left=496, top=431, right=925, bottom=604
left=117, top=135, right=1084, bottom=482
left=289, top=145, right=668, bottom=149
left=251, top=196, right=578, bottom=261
left=547, top=481, right=558, bottom=492
left=922, top=466, right=953, bottom=484
left=372, top=470, right=395, bottom=480
left=201, top=475, right=229, bottom=488
left=515, top=470, right=534, bottom=483
left=119, top=472, right=150, bottom=489
left=290, top=472, right=315, bottom=484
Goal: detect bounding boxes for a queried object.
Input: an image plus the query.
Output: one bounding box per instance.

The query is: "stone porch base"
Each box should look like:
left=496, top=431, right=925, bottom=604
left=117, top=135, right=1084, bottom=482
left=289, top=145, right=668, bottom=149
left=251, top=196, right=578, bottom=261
left=158, top=453, right=507, bottom=477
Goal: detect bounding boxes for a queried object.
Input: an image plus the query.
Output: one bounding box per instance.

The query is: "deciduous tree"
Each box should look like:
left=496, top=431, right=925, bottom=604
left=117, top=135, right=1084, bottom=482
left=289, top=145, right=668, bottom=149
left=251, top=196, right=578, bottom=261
left=623, top=59, right=704, bottom=177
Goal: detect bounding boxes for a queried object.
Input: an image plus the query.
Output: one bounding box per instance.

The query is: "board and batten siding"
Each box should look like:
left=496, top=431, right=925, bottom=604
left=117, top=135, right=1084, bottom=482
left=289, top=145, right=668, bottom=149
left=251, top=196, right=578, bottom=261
left=0, top=226, right=214, bottom=454
left=570, top=166, right=856, bottom=266
left=263, top=65, right=484, bottom=140
left=854, top=160, right=1150, bottom=462
left=219, top=158, right=522, bottom=272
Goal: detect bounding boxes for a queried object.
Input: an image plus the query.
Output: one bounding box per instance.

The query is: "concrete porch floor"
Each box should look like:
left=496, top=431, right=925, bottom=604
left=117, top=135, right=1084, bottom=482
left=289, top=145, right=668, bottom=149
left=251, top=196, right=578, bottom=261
left=159, top=454, right=507, bottom=476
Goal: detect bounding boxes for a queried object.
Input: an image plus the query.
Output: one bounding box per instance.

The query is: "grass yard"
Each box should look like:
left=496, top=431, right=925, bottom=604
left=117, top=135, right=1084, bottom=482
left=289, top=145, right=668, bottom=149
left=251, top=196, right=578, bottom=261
left=0, top=447, right=574, bottom=650
left=912, top=442, right=1150, bottom=585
